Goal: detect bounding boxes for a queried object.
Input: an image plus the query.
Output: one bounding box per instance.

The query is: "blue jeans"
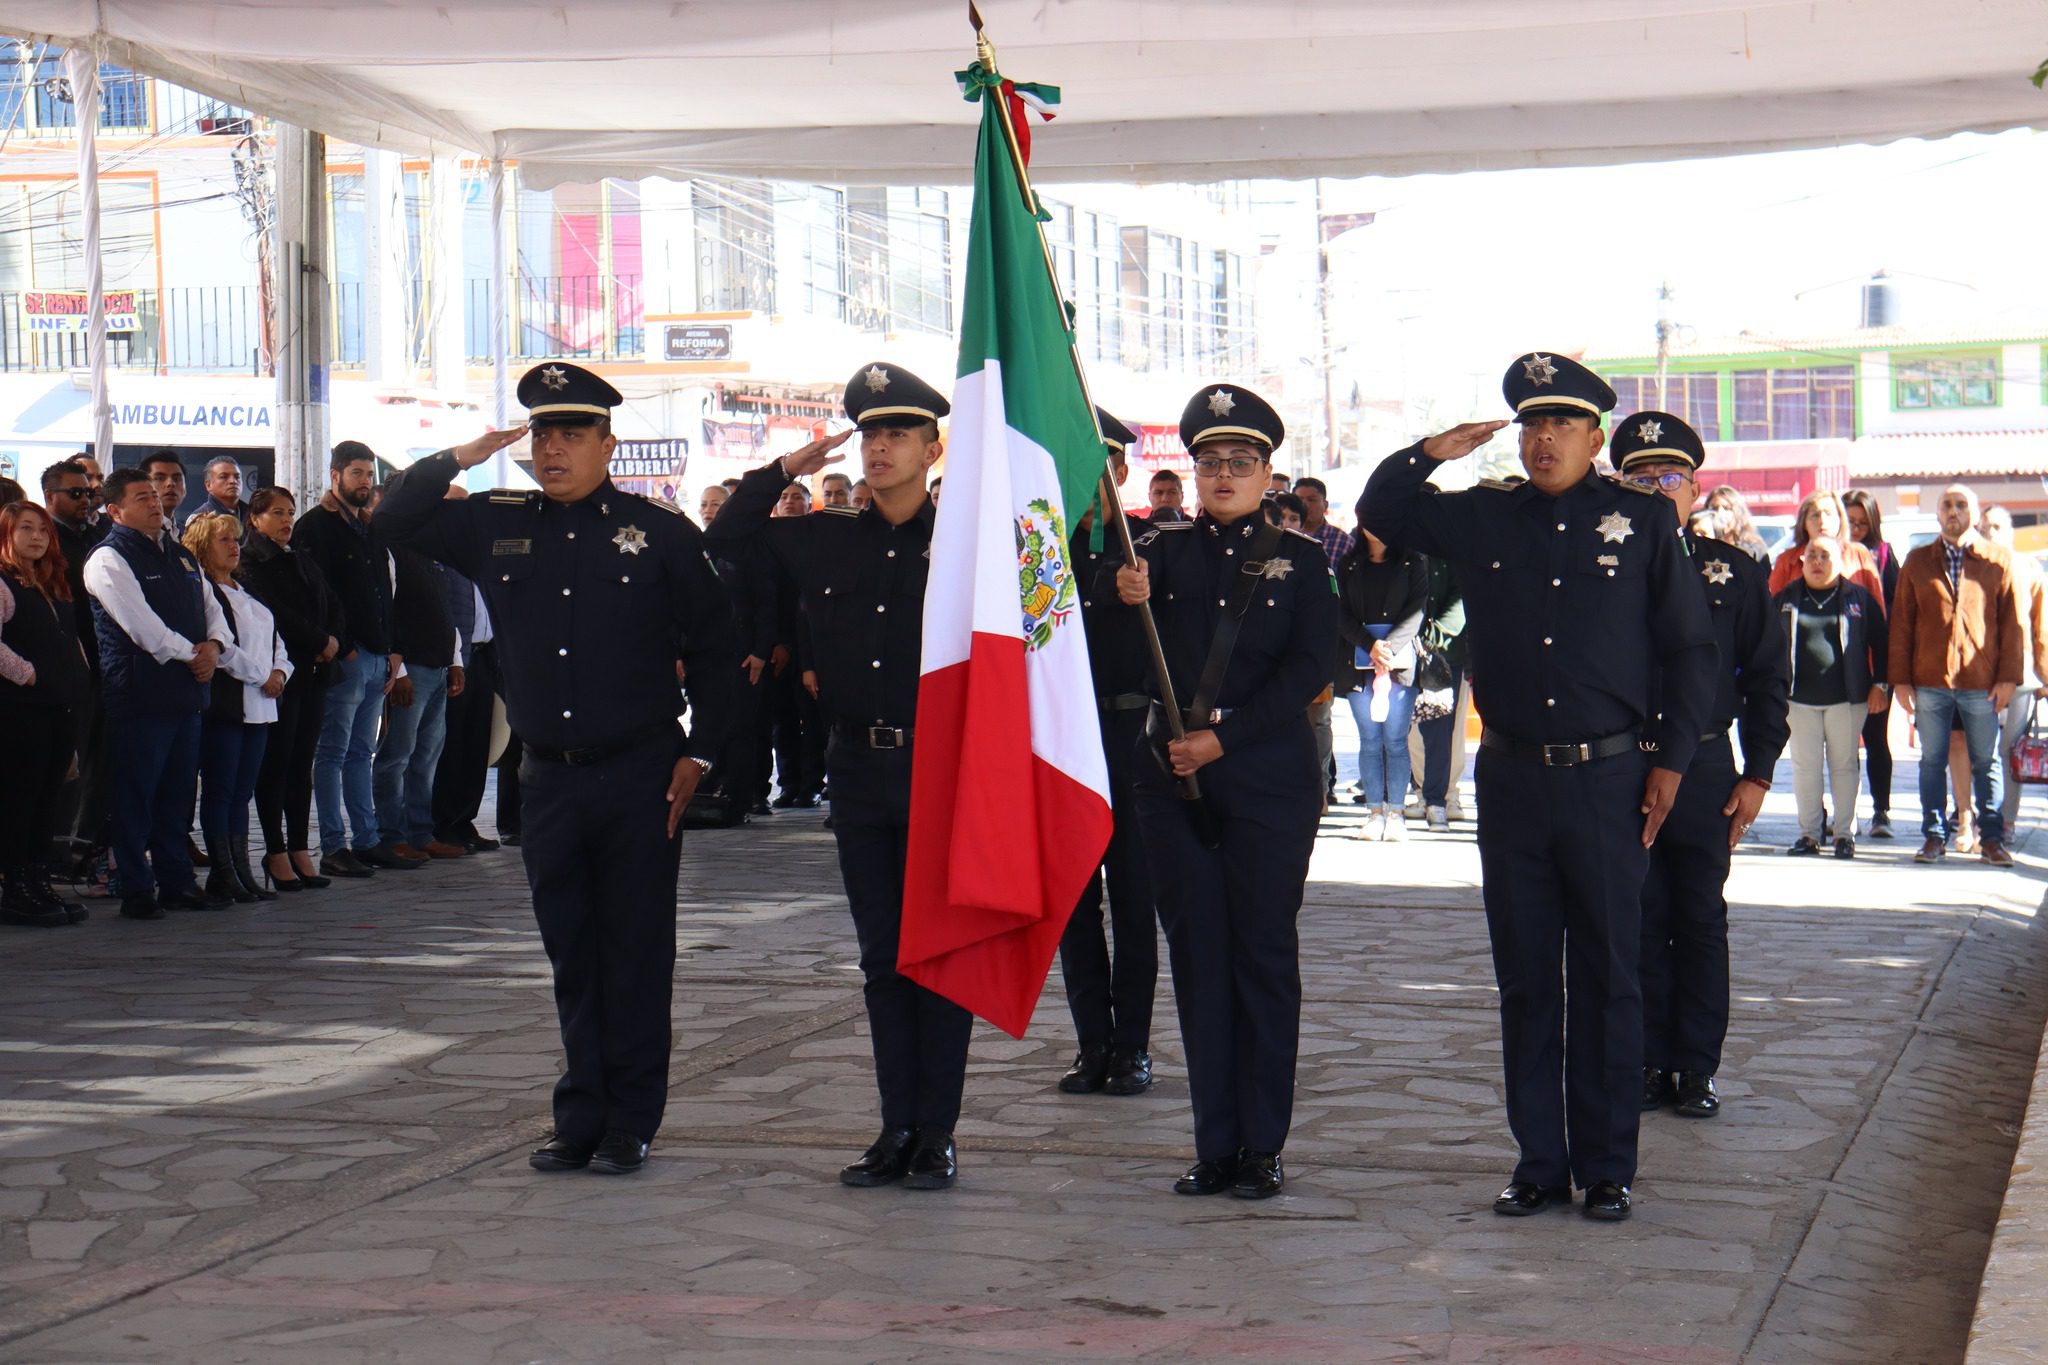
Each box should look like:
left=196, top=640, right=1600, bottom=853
left=105, top=710, right=202, bottom=897
left=1915, top=686, right=2004, bottom=845
left=199, top=719, right=270, bottom=848
left=1348, top=680, right=1417, bottom=807
left=374, top=664, right=450, bottom=848
left=316, top=651, right=387, bottom=855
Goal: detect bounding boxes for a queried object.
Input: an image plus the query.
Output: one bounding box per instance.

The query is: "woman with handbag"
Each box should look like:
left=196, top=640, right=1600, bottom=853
left=1334, top=529, right=1430, bottom=841
left=183, top=512, right=292, bottom=904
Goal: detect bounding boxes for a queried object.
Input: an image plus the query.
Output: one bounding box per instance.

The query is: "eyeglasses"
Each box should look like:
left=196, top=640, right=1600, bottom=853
left=1193, top=455, right=1264, bottom=478
left=1625, top=471, right=1692, bottom=493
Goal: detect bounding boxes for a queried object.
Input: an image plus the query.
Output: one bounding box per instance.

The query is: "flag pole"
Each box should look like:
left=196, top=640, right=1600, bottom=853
left=967, top=7, right=1213, bottom=830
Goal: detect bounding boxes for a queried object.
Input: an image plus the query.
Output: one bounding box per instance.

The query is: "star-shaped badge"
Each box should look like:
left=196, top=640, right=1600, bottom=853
left=1523, top=354, right=1559, bottom=386
left=1637, top=418, right=1663, bottom=444
left=540, top=364, right=569, bottom=391
left=613, top=525, right=648, bottom=556
left=1597, top=512, right=1634, bottom=544
left=1207, top=389, right=1236, bottom=416
left=864, top=365, right=891, bottom=393
left=1260, top=557, right=1293, bottom=580
left=1703, top=558, right=1733, bottom=585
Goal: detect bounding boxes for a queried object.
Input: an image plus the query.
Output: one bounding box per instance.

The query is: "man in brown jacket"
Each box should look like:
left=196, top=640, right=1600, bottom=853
left=1890, top=484, right=2022, bottom=866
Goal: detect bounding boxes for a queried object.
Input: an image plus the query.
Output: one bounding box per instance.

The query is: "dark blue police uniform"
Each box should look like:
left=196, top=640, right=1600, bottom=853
left=1120, top=384, right=1338, bottom=1200
left=706, top=362, right=973, bottom=1190
left=375, top=363, right=738, bottom=1173
left=1359, top=355, right=1716, bottom=1218
left=1055, top=409, right=1161, bottom=1096
left=1611, top=413, right=1790, bottom=1118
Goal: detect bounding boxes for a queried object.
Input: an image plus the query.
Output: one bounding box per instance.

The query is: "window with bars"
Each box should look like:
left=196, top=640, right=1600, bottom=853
left=1611, top=374, right=1721, bottom=442
left=1731, top=366, right=1855, bottom=441
left=694, top=179, right=776, bottom=313
left=1893, top=353, right=1999, bottom=410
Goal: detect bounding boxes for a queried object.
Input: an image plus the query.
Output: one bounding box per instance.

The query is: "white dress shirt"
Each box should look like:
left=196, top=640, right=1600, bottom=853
left=82, top=529, right=231, bottom=666
left=213, top=579, right=293, bottom=724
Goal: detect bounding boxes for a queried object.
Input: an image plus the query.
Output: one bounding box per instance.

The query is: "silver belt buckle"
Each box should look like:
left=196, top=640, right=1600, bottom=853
left=868, top=726, right=903, bottom=749
left=1541, top=742, right=1582, bottom=767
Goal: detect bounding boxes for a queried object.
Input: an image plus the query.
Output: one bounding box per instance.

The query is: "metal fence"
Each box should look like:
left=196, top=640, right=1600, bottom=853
left=0, top=287, right=264, bottom=373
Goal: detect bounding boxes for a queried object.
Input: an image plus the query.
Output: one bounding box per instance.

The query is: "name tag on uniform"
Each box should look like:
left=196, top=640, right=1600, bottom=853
left=1597, top=554, right=1619, bottom=567
left=492, top=539, right=532, bottom=556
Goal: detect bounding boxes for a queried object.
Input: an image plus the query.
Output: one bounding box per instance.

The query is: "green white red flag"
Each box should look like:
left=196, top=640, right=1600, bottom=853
left=898, top=62, right=1113, bottom=1039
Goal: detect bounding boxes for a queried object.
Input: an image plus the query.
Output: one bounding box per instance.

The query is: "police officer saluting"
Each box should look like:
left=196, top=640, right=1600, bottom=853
left=1359, top=354, right=1715, bottom=1222
left=1611, top=412, right=1789, bottom=1122
left=707, top=362, right=972, bottom=1191
left=1113, top=384, right=1338, bottom=1200
left=1054, top=409, right=1160, bottom=1098
left=375, top=362, right=738, bottom=1176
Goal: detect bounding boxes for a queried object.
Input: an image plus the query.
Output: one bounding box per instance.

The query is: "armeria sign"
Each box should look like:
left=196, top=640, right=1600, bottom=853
left=112, top=402, right=273, bottom=431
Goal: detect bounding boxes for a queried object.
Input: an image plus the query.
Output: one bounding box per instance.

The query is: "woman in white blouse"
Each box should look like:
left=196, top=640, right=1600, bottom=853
left=181, top=512, right=292, bottom=904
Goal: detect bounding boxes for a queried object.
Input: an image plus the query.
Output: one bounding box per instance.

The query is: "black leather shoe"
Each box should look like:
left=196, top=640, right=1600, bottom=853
left=528, top=1132, right=595, bottom=1172
left=1057, top=1044, right=1110, bottom=1094
left=1231, top=1150, right=1283, bottom=1199
left=1174, top=1154, right=1240, bottom=1196
left=119, top=893, right=164, bottom=920
left=498, top=832, right=522, bottom=848
left=588, top=1131, right=649, bottom=1174
left=458, top=827, right=501, bottom=852
left=161, top=885, right=230, bottom=911
left=1582, top=1181, right=1633, bottom=1221
left=1674, top=1071, right=1721, bottom=1118
left=357, top=842, right=426, bottom=870
left=839, top=1126, right=917, bottom=1187
left=786, top=792, right=822, bottom=809
left=1642, top=1067, right=1676, bottom=1111
left=319, top=850, right=374, bottom=879
left=1492, top=1181, right=1572, bottom=1216
left=1103, top=1047, right=1154, bottom=1096
left=902, top=1130, right=958, bottom=1190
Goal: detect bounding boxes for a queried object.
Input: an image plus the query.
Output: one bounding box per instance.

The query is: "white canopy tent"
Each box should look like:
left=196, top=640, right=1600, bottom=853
left=7, top=0, right=2048, bottom=187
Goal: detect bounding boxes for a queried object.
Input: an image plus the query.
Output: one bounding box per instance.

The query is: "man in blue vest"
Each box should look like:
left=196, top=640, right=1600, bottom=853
left=81, top=468, right=234, bottom=920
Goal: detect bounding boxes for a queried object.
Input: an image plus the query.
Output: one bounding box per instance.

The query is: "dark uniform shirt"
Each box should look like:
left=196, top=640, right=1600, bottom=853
left=1360, top=446, right=1716, bottom=773
left=1669, top=532, right=1790, bottom=779
left=371, top=449, right=737, bottom=761
left=706, top=461, right=930, bottom=731
left=1072, top=512, right=1156, bottom=700
left=1116, top=513, right=1339, bottom=752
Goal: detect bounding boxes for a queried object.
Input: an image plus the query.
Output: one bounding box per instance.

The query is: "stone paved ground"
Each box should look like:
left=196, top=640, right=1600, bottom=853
left=4, top=746, right=2047, bottom=1364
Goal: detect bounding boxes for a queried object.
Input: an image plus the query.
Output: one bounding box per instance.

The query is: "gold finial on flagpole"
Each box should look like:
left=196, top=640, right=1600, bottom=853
left=969, top=1, right=995, bottom=69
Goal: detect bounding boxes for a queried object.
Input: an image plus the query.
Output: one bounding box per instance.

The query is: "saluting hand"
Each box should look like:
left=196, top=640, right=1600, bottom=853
left=781, top=428, right=854, bottom=479
left=1116, top=559, right=1150, bottom=605
left=1640, top=767, right=1682, bottom=847
left=451, top=426, right=529, bottom=470
left=1420, top=420, right=1509, bottom=462
left=666, top=757, right=705, bottom=839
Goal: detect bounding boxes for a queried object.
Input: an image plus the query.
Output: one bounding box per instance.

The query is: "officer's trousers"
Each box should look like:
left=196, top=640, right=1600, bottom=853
left=1639, top=737, right=1735, bottom=1075
left=519, top=736, right=685, bottom=1144
left=1134, top=721, right=1319, bottom=1161
left=1474, top=742, right=1651, bottom=1189
left=828, top=739, right=973, bottom=1132
left=1057, top=710, right=1159, bottom=1051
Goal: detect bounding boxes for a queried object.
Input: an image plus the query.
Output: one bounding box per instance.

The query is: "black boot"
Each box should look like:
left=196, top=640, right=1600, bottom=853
left=30, top=867, right=85, bottom=923
left=2, top=870, right=67, bottom=927
left=205, top=838, right=255, bottom=905
left=229, top=836, right=275, bottom=902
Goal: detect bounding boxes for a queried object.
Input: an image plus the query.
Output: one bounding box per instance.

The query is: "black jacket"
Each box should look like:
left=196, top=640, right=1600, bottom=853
left=239, top=535, right=344, bottom=682
left=390, top=545, right=457, bottom=670
left=53, top=517, right=105, bottom=674
left=294, top=494, right=392, bottom=656
left=1773, top=578, right=1888, bottom=702
left=1333, top=545, right=1430, bottom=690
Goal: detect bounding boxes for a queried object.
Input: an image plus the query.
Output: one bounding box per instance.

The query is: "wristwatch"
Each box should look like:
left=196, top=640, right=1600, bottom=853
left=687, top=756, right=714, bottom=776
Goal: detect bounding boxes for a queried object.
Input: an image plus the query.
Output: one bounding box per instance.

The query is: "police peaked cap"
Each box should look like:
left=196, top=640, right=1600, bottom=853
left=1180, top=383, right=1284, bottom=453
left=1096, top=406, right=1137, bottom=456
left=1502, top=351, right=1616, bottom=423
left=843, top=362, right=950, bottom=429
left=1610, top=410, right=1707, bottom=474
left=518, top=362, right=623, bottom=425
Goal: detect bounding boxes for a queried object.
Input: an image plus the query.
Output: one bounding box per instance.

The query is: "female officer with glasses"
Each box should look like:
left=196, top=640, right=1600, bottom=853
left=1112, top=383, right=1338, bottom=1200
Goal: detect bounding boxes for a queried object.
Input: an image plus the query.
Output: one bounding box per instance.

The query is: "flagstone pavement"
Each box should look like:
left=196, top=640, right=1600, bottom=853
left=4, top=755, right=2047, bottom=1364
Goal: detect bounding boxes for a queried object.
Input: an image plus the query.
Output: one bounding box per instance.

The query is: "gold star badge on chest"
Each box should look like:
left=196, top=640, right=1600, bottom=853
left=1597, top=512, right=1634, bottom=544
left=1703, top=558, right=1733, bottom=585
left=1260, top=557, right=1293, bottom=580
left=613, top=525, right=648, bottom=556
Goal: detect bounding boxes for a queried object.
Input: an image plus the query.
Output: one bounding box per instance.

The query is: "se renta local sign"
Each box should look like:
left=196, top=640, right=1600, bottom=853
left=24, top=290, right=141, bottom=332
left=662, top=323, right=734, bottom=362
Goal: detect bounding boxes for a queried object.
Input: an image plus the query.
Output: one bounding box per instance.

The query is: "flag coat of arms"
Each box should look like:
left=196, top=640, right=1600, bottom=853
left=898, top=63, right=1114, bottom=1039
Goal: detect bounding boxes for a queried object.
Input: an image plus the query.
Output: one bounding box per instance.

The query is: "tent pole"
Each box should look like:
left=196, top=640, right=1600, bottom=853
left=63, top=48, right=112, bottom=471
left=486, top=156, right=512, bottom=486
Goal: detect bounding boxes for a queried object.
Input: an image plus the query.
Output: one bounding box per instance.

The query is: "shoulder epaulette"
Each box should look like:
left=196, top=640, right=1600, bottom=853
left=487, top=489, right=535, bottom=505
left=1135, top=521, right=1193, bottom=546
left=1604, top=474, right=1659, bottom=497
left=642, top=495, right=685, bottom=516
left=818, top=505, right=862, bottom=518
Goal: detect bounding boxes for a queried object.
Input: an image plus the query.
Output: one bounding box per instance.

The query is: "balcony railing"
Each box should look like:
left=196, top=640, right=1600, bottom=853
left=0, top=287, right=264, bottom=374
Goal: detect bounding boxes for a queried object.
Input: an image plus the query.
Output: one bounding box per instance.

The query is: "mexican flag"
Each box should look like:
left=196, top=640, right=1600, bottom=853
left=898, top=65, right=1114, bottom=1040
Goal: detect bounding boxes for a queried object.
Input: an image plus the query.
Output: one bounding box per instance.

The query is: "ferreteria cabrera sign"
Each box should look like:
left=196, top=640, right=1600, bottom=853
left=24, top=291, right=141, bottom=332
left=612, top=438, right=689, bottom=479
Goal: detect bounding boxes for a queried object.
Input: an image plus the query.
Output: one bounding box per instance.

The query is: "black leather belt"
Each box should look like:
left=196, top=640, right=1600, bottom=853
left=832, top=720, right=913, bottom=750
left=1098, top=692, right=1151, bottom=714
left=1480, top=727, right=1639, bottom=767
left=526, top=720, right=680, bottom=768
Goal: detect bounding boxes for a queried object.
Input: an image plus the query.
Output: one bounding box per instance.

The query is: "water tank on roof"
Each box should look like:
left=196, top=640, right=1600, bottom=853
left=1860, top=271, right=1896, bottom=329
